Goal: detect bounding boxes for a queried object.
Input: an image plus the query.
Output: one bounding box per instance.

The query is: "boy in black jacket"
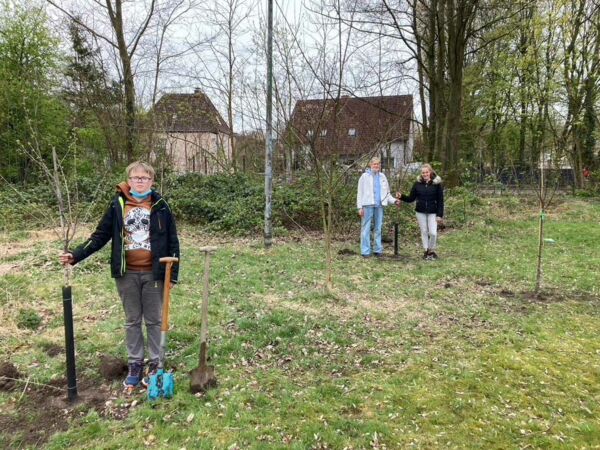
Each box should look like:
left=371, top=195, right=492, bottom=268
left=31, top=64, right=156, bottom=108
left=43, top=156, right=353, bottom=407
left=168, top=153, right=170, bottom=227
left=60, top=162, right=180, bottom=388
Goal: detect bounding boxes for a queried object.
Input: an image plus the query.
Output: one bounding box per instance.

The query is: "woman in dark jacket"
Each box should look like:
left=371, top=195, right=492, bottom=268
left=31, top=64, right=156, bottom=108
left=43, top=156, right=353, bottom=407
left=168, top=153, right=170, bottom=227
left=398, top=164, right=444, bottom=260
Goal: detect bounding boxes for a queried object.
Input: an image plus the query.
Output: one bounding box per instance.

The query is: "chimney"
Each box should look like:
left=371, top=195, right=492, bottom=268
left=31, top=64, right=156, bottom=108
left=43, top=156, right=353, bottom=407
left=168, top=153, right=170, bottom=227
left=194, top=87, right=202, bottom=94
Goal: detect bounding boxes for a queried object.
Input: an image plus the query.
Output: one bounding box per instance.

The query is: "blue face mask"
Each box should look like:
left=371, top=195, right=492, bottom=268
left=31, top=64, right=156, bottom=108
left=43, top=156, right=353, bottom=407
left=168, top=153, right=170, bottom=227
left=131, top=189, right=152, bottom=199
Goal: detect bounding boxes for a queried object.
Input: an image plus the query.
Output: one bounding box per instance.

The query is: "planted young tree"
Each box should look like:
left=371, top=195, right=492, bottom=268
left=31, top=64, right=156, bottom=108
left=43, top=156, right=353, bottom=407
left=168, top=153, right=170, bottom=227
left=272, top=0, right=415, bottom=289
left=534, top=150, right=561, bottom=296
left=512, top=3, right=561, bottom=295
left=3, top=99, right=106, bottom=403
left=16, top=135, right=83, bottom=402
left=283, top=0, right=361, bottom=291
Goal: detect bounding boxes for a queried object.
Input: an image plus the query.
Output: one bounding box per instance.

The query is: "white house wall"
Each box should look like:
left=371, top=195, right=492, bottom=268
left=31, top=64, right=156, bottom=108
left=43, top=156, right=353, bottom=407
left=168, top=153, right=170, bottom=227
left=161, top=132, right=232, bottom=174
left=390, top=142, right=405, bottom=169
left=406, top=118, right=415, bottom=163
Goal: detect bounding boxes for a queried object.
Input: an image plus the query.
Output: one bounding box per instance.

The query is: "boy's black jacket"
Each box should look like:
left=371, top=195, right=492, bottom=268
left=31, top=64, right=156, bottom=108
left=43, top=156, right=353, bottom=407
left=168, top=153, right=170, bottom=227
left=71, top=190, right=180, bottom=283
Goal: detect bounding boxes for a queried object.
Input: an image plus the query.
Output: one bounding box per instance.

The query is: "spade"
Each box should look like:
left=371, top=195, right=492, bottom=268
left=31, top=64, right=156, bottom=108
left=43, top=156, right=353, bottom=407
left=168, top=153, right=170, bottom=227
left=190, top=246, right=218, bottom=393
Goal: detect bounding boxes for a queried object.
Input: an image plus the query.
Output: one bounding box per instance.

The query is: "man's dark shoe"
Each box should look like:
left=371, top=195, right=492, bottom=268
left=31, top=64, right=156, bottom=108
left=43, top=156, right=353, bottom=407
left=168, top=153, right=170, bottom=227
left=423, top=251, right=429, bottom=260
left=429, top=251, right=438, bottom=260
left=147, top=359, right=159, bottom=374
left=374, top=253, right=383, bottom=258
left=362, top=254, right=371, bottom=258
left=123, top=361, right=144, bottom=388
left=142, top=359, right=159, bottom=387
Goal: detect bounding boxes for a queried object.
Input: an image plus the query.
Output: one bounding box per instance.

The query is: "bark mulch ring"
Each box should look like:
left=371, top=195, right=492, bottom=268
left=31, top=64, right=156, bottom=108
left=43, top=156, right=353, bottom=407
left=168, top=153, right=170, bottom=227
left=0, top=357, right=143, bottom=448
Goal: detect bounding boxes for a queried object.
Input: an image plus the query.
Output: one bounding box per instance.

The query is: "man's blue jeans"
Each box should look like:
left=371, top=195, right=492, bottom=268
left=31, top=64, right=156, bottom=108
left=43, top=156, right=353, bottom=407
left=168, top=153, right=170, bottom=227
left=361, top=206, right=383, bottom=256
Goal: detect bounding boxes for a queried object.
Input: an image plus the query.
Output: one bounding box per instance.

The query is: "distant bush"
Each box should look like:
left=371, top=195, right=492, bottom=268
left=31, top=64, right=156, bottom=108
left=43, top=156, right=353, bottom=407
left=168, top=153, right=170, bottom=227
left=275, top=174, right=359, bottom=234
left=166, top=173, right=265, bottom=234
left=0, top=168, right=123, bottom=232
left=445, top=186, right=483, bottom=225
left=5, top=169, right=539, bottom=236
left=574, top=189, right=596, bottom=198
left=165, top=172, right=360, bottom=235
left=0, top=188, right=52, bottom=231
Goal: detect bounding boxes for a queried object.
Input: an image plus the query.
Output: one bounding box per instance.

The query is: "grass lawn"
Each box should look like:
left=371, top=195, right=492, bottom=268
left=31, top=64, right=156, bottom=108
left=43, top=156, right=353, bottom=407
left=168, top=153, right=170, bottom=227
left=0, top=195, right=599, bottom=449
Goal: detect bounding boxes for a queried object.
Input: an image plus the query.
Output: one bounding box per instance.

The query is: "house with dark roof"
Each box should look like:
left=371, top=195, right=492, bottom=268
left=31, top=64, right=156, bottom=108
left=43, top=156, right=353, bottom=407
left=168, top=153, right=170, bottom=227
left=152, top=89, right=232, bottom=174
left=285, top=95, right=414, bottom=172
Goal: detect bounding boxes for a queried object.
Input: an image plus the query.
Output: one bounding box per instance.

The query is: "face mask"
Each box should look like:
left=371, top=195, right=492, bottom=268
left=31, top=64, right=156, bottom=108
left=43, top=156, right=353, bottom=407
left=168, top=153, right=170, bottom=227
left=131, top=189, right=152, bottom=199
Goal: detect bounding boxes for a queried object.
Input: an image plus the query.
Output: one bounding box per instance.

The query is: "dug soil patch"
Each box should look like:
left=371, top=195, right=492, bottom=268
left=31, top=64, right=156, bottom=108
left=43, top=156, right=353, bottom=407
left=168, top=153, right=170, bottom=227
left=41, top=343, right=64, bottom=357
left=0, top=374, right=140, bottom=448
left=0, top=361, right=22, bottom=391
left=99, top=354, right=128, bottom=381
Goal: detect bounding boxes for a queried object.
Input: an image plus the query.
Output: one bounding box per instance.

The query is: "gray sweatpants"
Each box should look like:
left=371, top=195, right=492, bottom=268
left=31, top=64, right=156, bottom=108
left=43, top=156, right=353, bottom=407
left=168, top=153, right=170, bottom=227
left=416, top=212, right=438, bottom=250
left=115, top=272, right=163, bottom=364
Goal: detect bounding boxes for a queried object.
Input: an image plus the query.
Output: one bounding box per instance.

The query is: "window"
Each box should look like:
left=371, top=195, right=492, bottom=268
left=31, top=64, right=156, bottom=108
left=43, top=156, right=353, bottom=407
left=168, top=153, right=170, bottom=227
left=320, top=129, right=327, bottom=137
left=339, top=155, right=356, bottom=166
left=381, top=157, right=395, bottom=170
left=348, top=128, right=356, bottom=137
left=306, top=130, right=314, bottom=138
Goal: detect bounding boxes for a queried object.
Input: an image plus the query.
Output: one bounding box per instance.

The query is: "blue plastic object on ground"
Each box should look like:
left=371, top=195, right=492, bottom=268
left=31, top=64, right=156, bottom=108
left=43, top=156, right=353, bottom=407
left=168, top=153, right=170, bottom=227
left=148, top=369, right=175, bottom=401
left=148, top=257, right=179, bottom=401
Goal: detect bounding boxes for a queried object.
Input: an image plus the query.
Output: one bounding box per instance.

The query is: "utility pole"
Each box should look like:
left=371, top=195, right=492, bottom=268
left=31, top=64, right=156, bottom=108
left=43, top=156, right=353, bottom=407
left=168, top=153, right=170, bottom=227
left=264, top=0, right=274, bottom=248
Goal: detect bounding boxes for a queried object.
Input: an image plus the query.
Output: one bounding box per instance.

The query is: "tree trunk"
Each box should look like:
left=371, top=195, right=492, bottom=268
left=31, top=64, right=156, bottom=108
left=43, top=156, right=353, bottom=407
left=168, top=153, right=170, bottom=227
left=228, top=25, right=236, bottom=171
left=325, top=182, right=334, bottom=293
left=106, top=0, right=137, bottom=161
left=413, top=0, right=429, bottom=153
left=105, top=0, right=157, bottom=162
left=443, top=0, right=470, bottom=185
left=433, top=0, right=446, bottom=164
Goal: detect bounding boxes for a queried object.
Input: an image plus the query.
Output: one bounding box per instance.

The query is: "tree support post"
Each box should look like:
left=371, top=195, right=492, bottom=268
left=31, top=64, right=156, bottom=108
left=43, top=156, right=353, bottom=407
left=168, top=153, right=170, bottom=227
left=394, top=223, right=399, bottom=257
left=62, top=286, right=78, bottom=402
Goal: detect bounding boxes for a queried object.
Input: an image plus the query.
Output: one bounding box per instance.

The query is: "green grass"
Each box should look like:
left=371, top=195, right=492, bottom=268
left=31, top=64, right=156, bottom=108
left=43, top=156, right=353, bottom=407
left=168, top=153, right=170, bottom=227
left=0, top=195, right=599, bottom=449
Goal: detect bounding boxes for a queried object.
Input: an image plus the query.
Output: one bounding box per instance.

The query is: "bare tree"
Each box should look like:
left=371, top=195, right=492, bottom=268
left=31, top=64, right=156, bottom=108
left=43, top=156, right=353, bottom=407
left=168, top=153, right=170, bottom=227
left=148, top=0, right=204, bottom=106
left=278, top=0, right=385, bottom=291
left=47, top=0, right=158, bottom=161
left=350, top=0, right=533, bottom=183
left=557, top=0, right=600, bottom=187
left=187, top=0, right=253, bottom=171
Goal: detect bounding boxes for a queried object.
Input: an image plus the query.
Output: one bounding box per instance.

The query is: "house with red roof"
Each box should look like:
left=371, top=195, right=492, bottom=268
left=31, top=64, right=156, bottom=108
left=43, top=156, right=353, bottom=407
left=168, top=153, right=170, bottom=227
left=152, top=89, right=232, bottom=174
left=285, top=95, right=414, bottom=172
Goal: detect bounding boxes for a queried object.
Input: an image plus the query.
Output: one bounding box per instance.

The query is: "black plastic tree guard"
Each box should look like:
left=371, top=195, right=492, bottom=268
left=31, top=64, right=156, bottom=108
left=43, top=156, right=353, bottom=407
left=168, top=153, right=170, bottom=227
left=62, top=286, right=78, bottom=402
left=393, top=223, right=399, bottom=257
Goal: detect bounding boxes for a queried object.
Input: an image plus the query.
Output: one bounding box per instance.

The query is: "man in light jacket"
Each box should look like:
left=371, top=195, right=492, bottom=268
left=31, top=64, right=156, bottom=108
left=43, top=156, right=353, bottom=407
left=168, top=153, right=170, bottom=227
left=356, top=157, right=399, bottom=257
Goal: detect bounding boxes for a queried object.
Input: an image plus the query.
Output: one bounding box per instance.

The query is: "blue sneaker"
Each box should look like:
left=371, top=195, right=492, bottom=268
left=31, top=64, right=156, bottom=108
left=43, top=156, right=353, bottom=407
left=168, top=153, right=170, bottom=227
left=123, top=362, right=144, bottom=388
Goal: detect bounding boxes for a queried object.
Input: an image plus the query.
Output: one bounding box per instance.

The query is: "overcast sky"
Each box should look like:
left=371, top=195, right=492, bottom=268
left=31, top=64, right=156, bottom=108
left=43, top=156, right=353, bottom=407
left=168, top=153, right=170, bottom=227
left=44, top=0, right=416, bottom=133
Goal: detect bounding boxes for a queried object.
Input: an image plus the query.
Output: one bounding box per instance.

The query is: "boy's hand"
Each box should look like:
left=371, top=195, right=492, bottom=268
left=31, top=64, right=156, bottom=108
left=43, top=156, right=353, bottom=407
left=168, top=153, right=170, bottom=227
left=358, top=208, right=364, bottom=217
left=60, top=253, right=74, bottom=266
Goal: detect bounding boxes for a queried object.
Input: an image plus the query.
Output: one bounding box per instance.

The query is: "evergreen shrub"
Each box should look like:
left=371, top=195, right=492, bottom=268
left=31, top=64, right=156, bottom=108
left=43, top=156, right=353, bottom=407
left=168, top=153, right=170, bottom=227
left=166, top=172, right=360, bottom=235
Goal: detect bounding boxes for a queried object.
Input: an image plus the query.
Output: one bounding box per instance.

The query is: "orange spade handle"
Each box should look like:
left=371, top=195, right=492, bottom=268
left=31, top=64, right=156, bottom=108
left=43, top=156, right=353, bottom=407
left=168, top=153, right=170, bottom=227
left=159, top=257, right=179, bottom=332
